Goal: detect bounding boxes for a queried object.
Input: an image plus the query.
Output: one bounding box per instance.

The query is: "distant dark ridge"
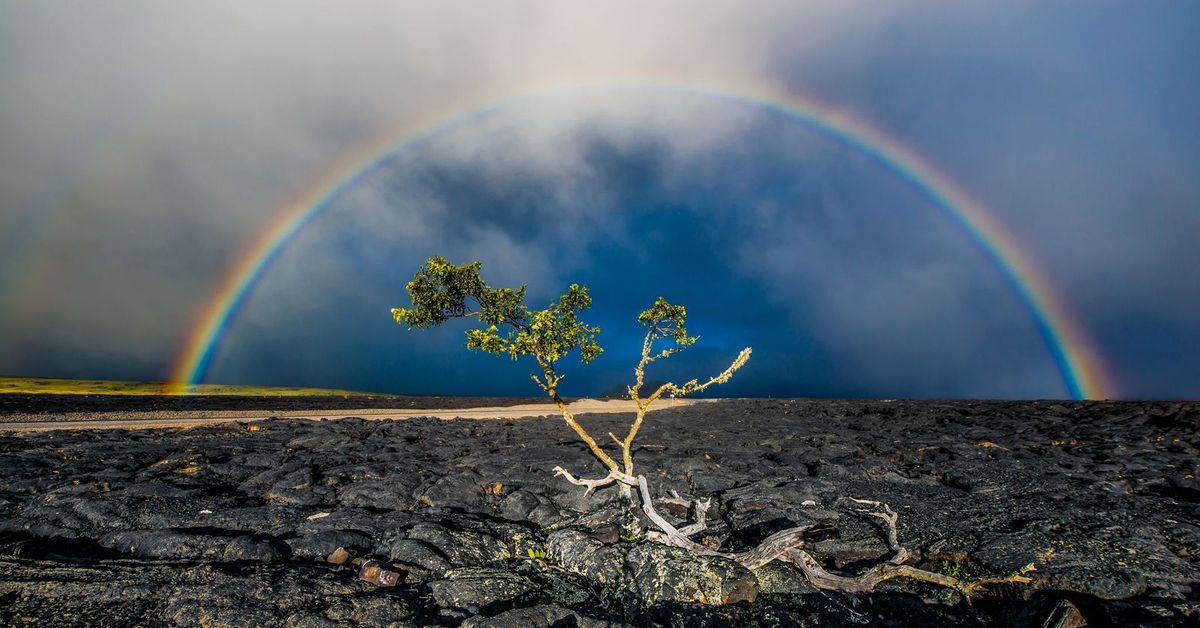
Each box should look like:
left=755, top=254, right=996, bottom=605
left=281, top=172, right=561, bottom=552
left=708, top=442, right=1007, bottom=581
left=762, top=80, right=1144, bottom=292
left=0, top=393, right=548, bottom=415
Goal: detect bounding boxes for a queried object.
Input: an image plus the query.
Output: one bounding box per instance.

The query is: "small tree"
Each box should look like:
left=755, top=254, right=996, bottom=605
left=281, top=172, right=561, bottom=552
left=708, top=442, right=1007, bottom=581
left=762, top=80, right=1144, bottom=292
left=392, top=256, right=1033, bottom=599
left=617, top=297, right=751, bottom=480
left=391, top=257, right=749, bottom=497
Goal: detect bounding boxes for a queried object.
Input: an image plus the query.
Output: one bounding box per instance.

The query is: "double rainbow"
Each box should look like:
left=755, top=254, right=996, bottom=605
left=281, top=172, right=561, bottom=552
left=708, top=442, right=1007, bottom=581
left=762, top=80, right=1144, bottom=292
left=169, top=79, right=1116, bottom=399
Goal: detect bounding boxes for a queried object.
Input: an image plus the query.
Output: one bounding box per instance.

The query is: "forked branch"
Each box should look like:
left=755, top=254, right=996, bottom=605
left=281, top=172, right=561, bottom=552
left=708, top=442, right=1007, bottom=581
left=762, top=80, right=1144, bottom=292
left=618, top=298, right=752, bottom=483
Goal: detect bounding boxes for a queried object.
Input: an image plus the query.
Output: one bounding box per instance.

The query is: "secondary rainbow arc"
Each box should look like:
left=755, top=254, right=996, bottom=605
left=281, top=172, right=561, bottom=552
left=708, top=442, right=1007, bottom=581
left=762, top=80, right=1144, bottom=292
left=169, top=79, right=1116, bottom=399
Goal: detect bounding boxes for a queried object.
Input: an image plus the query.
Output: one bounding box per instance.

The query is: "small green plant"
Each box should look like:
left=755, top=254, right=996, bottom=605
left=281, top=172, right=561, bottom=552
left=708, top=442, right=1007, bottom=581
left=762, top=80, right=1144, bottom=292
left=526, top=547, right=547, bottom=561
left=940, top=560, right=970, bottom=580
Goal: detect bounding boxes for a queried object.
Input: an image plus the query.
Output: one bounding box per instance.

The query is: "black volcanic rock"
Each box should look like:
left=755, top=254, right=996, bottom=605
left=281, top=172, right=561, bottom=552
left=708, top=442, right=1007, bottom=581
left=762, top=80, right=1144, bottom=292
left=0, top=398, right=1197, bottom=626
left=624, top=542, right=760, bottom=606
left=96, top=529, right=283, bottom=562
left=429, top=567, right=538, bottom=612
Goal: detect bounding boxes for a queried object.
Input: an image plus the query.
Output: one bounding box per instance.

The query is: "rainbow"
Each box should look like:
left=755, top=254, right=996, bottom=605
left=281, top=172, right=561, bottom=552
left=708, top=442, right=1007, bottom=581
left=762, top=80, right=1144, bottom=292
left=169, top=79, right=1117, bottom=399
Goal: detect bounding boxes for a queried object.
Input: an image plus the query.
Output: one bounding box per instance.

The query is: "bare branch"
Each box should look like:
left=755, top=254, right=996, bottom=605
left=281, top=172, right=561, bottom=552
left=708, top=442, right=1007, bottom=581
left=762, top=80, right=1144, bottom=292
left=644, top=347, right=685, bottom=364
left=553, top=466, right=638, bottom=494
left=553, top=466, right=619, bottom=496
left=653, top=347, right=752, bottom=402
left=781, top=547, right=1033, bottom=598
left=732, top=525, right=829, bottom=570
left=849, top=497, right=908, bottom=564
left=635, top=475, right=705, bottom=551
left=552, top=467, right=1033, bottom=599
left=676, top=497, right=712, bottom=536
left=771, top=498, right=1032, bottom=597
left=630, top=327, right=656, bottom=402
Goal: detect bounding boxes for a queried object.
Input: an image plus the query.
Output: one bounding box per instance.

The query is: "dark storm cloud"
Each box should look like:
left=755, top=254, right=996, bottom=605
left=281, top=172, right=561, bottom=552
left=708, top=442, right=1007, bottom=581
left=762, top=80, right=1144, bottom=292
left=0, top=1, right=804, bottom=377
left=764, top=1, right=1200, bottom=397
left=203, top=106, right=1064, bottom=399
left=1, top=2, right=1196, bottom=398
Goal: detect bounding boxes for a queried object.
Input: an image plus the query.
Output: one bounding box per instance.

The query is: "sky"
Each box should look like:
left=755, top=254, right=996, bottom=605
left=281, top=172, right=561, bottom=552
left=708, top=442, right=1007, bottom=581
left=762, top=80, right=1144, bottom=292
left=1, top=1, right=1197, bottom=400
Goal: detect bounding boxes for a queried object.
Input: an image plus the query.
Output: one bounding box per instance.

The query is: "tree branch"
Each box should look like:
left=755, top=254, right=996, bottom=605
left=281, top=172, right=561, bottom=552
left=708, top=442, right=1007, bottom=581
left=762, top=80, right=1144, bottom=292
left=644, top=347, right=685, bottom=364
left=539, top=357, right=618, bottom=473
left=650, top=347, right=752, bottom=403
left=553, top=468, right=1034, bottom=599
left=553, top=466, right=624, bottom=496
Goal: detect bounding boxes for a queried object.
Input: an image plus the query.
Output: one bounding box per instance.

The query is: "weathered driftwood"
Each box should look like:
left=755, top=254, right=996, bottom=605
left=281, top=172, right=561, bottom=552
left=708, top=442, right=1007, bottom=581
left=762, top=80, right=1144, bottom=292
left=553, top=466, right=1033, bottom=598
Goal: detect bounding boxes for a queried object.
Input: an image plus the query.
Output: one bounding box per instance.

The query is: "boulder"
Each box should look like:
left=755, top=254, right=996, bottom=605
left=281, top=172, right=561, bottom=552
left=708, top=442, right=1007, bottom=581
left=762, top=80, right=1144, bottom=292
left=624, top=542, right=759, bottom=606
left=546, top=528, right=624, bottom=587
left=428, top=567, right=536, bottom=613
left=405, top=522, right=509, bottom=567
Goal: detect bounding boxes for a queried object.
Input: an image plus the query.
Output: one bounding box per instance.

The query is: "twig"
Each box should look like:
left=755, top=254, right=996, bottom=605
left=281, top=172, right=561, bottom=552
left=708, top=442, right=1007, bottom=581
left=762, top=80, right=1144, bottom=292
left=552, top=466, right=628, bottom=496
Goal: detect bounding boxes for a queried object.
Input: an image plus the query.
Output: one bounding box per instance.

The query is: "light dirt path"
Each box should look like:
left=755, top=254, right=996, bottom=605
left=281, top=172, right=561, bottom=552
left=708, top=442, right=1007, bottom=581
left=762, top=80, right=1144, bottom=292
left=0, top=398, right=699, bottom=432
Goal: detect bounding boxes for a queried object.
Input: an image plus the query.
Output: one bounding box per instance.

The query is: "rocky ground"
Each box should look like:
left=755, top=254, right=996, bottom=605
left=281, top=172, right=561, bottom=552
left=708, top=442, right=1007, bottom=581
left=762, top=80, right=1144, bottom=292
left=0, top=398, right=1196, bottom=626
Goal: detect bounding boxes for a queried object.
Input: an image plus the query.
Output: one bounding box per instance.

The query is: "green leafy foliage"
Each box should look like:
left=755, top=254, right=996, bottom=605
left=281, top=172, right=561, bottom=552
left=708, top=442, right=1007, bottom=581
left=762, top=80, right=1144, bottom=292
left=940, top=560, right=971, bottom=580
left=637, top=296, right=697, bottom=350
left=628, top=296, right=752, bottom=404
left=391, top=256, right=602, bottom=372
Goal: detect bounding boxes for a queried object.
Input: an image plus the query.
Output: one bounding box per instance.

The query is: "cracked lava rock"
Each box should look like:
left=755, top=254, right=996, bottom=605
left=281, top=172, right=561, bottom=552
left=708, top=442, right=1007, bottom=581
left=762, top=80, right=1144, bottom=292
left=0, top=398, right=1197, bottom=626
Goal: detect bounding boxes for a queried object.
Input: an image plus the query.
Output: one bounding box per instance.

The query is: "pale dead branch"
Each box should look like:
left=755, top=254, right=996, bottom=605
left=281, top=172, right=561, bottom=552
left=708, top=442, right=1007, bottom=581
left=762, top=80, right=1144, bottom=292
left=554, top=466, right=1035, bottom=598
